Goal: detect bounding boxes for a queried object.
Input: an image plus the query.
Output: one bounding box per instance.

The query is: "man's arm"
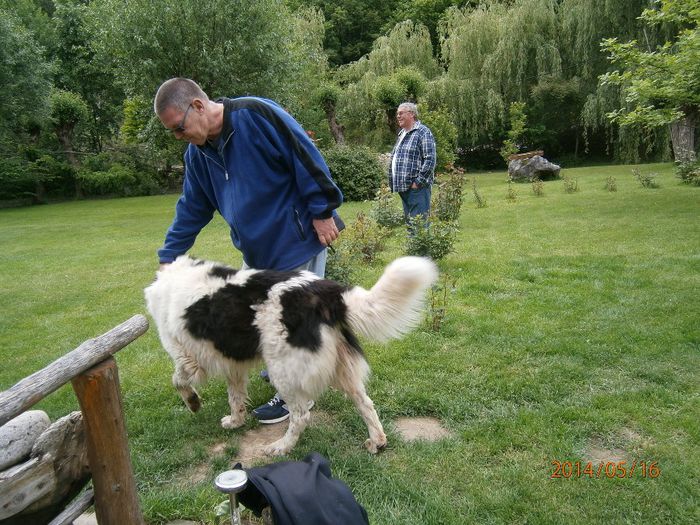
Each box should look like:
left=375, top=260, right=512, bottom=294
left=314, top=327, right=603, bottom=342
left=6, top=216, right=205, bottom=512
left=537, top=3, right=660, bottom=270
left=157, top=159, right=215, bottom=263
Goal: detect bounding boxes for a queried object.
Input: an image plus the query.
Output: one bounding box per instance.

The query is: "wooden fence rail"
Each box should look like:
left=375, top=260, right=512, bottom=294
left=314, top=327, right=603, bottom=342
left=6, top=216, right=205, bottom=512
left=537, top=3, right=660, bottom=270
left=0, top=315, right=148, bottom=427
left=0, top=314, right=149, bottom=525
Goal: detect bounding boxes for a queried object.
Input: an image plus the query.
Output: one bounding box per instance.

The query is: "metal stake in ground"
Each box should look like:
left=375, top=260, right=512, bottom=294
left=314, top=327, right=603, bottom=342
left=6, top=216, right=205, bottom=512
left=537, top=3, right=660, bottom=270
left=214, top=469, right=248, bottom=525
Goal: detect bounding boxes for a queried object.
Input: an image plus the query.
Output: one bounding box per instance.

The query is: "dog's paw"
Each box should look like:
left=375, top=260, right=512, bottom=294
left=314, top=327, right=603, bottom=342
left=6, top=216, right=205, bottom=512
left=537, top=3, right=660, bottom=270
left=186, top=393, right=202, bottom=413
left=221, top=414, right=245, bottom=429
left=364, top=437, right=388, bottom=454
left=263, top=440, right=292, bottom=457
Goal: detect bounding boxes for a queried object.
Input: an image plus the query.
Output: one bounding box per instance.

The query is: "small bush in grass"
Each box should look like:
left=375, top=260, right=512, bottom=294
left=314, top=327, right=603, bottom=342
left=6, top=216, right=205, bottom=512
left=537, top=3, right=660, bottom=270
left=675, top=161, right=700, bottom=186
left=632, top=168, right=660, bottom=188
left=532, top=177, right=544, bottom=196
left=344, top=212, right=389, bottom=263
left=472, top=178, right=487, bottom=208
left=325, top=245, right=354, bottom=284
left=433, top=165, right=466, bottom=221
left=562, top=175, right=579, bottom=193
left=505, top=180, right=518, bottom=202
left=405, top=214, right=457, bottom=261
left=427, top=272, right=459, bottom=332
left=370, top=183, right=404, bottom=228
left=323, top=145, right=383, bottom=201
left=605, top=176, right=618, bottom=192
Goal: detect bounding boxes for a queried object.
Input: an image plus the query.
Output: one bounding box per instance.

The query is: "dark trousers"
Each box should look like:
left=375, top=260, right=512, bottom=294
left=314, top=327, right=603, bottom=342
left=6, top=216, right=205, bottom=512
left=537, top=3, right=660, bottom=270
left=399, top=185, right=431, bottom=223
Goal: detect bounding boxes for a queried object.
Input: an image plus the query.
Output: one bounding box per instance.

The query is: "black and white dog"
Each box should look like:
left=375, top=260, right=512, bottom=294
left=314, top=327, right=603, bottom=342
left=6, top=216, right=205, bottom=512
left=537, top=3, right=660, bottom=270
left=144, top=255, right=438, bottom=456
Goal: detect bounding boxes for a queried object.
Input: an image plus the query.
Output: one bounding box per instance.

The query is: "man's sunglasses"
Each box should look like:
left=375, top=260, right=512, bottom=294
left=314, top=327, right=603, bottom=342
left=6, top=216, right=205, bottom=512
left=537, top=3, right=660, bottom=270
left=171, top=104, right=193, bottom=133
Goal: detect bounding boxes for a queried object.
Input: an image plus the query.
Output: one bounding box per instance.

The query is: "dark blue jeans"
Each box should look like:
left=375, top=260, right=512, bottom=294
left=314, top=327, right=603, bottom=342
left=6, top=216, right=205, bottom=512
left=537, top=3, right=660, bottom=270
left=399, top=185, right=431, bottom=228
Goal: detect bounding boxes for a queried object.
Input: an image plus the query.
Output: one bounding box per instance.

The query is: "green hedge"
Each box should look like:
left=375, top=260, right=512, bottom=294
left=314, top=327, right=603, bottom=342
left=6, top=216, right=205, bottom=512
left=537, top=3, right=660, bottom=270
left=323, top=145, right=384, bottom=201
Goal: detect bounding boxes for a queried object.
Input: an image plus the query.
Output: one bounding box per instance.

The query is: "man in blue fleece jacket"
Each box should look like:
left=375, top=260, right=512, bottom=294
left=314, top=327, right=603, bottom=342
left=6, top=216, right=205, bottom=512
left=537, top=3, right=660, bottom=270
left=154, top=78, right=343, bottom=423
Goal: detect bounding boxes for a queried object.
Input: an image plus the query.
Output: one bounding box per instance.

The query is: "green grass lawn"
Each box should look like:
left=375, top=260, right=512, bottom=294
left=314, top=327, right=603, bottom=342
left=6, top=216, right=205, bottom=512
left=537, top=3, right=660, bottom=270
left=1, top=163, right=698, bottom=524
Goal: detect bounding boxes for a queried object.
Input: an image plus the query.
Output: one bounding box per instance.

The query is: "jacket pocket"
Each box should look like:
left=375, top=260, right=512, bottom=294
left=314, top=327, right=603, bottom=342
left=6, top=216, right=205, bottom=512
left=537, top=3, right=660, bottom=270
left=292, top=207, right=306, bottom=241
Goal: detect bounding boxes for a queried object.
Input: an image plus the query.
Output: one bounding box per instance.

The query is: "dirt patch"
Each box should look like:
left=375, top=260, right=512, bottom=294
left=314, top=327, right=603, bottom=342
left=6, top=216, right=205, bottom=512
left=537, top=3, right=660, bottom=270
left=235, top=423, right=289, bottom=467
left=582, top=435, right=629, bottom=464
left=394, top=416, right=452, bottom=442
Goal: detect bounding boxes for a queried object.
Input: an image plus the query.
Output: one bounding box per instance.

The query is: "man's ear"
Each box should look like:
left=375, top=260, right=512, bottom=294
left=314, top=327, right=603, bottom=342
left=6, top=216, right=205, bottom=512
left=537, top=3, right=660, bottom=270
left=192, top=98, right=206, bottom=113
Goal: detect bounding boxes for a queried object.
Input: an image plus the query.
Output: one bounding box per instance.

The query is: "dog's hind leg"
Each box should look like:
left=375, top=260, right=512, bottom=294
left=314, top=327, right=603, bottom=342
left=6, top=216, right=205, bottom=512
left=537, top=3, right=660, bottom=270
left=262, top=397, right=313, bottom=456
left=172, top=355, right=203, bottom=413
left=334, top=352, right=387, bottom=454
left=221, top=364, right=250, bottom=429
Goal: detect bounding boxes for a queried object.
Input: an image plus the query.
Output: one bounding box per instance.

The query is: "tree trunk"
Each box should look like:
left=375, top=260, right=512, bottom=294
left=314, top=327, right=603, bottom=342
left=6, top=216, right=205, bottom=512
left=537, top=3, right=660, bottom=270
left=669, top=112, right=697, bottom=163
left=55, top=125, right=82, bottom=198
left=385, top=108, right=399, bottom=136
left=323, top=102, right=345, bottom=145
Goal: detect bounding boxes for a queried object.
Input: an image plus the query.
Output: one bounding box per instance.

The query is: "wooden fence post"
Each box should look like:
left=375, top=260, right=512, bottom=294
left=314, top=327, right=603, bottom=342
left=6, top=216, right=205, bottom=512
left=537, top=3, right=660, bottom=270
left=72, top=357, right=145, bottom=525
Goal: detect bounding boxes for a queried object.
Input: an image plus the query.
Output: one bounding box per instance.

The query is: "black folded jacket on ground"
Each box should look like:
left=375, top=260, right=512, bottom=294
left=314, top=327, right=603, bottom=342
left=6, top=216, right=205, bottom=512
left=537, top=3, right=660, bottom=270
left=236, top=452, right=369, bottom=525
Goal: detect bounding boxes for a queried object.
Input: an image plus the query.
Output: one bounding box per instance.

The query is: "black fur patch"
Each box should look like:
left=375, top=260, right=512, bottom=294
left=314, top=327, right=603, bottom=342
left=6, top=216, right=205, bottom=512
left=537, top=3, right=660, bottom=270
left=209, top=264, right=237, bottom=280
left=183, top=270, right=298, bottom=361
left=280, top=280, right=363, bottom=355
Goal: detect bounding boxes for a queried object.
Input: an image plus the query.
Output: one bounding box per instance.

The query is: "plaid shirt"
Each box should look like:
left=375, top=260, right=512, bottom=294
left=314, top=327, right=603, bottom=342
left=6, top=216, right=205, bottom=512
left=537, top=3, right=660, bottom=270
left=388, top=122, right=436, bottom=192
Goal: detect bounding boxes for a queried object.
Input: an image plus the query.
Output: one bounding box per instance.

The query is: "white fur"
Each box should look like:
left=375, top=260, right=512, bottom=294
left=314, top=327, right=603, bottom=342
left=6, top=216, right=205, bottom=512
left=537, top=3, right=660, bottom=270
left=144, top=255, right=438, bottom=456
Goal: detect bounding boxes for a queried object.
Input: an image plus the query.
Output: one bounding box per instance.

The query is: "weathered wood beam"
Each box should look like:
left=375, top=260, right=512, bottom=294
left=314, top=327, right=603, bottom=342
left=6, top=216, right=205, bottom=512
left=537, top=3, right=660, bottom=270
left=72, top=358, right=145, bottom=525
left=0, top=315, right=148, bottom=427
left=47, top=489, right=94, bottom=525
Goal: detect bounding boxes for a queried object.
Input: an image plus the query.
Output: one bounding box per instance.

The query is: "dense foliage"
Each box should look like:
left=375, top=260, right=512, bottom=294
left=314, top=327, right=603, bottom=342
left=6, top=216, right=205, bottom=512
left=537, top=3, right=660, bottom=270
left=323, top=145, right=385, bottom=201
left=0, top=0, right=697, bottom=204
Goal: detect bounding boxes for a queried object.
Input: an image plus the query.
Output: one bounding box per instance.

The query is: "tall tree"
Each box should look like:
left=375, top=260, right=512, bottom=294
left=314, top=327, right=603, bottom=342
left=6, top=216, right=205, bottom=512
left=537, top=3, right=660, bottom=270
left=52, top=0, right=123, bottom=152
left=288, top=0, right=402, bottom=66
left=599, top=0, right=699, bottom=162
left=89, top=0, right=312, bottom=105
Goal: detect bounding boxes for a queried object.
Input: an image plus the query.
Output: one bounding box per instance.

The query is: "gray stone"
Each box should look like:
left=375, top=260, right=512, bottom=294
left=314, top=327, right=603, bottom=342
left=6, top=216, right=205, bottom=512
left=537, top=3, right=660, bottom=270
left=0, top=410, right=51, bottom=471
left=508, top=155, right=561, bottom=181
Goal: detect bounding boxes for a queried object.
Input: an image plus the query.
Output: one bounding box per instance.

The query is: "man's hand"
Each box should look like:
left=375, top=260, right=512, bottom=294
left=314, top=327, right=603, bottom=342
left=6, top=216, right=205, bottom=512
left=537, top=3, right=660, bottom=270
left=159, top=263, right=171, bottom=272
left=312, top=217, right=340, bottom=247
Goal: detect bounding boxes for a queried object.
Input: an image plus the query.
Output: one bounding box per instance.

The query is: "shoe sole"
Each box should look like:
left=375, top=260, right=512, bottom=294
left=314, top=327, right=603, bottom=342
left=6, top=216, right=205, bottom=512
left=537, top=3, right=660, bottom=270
left=256, top=413, right=290, bottom=425
left=253, top=400, right=315, bottom=425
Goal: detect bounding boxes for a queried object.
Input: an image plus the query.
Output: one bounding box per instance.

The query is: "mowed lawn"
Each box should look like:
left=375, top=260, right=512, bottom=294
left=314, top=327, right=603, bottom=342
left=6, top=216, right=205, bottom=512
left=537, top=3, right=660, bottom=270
left=0, top=162, right=698, bottom=524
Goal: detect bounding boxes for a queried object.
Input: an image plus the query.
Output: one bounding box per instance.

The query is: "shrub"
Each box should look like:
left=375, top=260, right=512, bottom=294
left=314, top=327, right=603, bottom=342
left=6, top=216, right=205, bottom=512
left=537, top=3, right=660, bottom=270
left=675, top=160, right=700, bottom=186
left=433, top=166, right=466, bottom=221
left=632, top=168, right=660, bottom=188
left=419, top=106, right=457, bottom=171
left=0, top=158, right=34, bottom=201
left=472, top=178, right=487, bottom=208
left=370, top=183, right=404, bottom=228
left=605, top=176, right=617, bottom=192
left=562, top=175, right=579, bottom=193
left=77, top=164, right=160, bottom=197
left=344, top=212, right=389, bottom=263
left=532, top=177, right=545, bottom=196
left=323, top=146, right=384, bottom=201
left=427, top=272, right=459, bottom=332
left=325, top=246, right=354, bottom=284
left=506, top=180, right=518, bottom=202
left=405, top=214, right=457, bottom=261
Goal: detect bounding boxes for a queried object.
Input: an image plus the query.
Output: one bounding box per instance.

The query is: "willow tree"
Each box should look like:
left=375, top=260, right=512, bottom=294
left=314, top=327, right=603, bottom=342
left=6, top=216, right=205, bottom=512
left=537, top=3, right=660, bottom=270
left=336, top=21, right=441, bottom=147
left=437, top=0, right=563, bottom=149
left=599, top=0, right=699, bottom=162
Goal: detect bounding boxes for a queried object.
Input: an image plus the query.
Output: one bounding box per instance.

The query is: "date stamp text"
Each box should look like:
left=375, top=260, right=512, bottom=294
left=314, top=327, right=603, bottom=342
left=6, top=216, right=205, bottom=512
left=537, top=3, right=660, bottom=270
left=551, top=460, right=661, bottom=479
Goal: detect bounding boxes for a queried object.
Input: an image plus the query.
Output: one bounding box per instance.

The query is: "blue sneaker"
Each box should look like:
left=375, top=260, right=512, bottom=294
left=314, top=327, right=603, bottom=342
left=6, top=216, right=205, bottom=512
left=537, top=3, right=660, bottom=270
left=252, top=394, right=289, bottom=424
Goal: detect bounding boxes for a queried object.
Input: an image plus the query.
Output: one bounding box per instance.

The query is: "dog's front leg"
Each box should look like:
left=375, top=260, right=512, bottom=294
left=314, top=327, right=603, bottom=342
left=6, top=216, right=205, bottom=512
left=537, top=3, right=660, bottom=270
left=221, top=366, right=249, bottom=429
left=262, top=399, right=312, bottom=456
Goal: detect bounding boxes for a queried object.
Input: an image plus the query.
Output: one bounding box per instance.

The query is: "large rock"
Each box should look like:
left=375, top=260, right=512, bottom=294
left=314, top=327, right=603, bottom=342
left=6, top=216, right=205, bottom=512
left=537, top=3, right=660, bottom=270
left=0, top=410, right=50, bottom=471
left=508, top=155, right=561, bottom=181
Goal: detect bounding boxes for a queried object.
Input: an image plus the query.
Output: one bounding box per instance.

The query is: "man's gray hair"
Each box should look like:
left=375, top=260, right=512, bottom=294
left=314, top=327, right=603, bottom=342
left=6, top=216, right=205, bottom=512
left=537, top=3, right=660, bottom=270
left=154, top=78, right=209, bottom=115
left=398, top=102, right=418, bottom=117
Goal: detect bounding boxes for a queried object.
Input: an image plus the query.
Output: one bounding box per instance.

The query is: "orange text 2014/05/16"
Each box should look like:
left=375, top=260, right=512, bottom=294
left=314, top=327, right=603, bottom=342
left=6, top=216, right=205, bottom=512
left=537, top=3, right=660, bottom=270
left=550, top=460, right=661, bottom=479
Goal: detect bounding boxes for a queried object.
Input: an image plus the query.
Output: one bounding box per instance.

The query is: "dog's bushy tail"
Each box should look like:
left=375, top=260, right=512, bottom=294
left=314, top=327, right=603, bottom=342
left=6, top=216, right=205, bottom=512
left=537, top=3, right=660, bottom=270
left=342, top=256, right=438, bottom=342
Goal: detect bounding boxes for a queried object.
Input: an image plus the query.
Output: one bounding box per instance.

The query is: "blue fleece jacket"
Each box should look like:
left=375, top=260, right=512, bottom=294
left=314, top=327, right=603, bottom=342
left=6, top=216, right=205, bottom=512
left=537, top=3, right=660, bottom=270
left=158, top=97, right=343, bottom=270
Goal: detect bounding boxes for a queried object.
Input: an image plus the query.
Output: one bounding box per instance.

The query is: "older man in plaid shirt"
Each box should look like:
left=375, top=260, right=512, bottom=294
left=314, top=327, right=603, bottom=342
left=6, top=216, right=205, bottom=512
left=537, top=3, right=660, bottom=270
left=388, top=102, right=437, bottom=227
